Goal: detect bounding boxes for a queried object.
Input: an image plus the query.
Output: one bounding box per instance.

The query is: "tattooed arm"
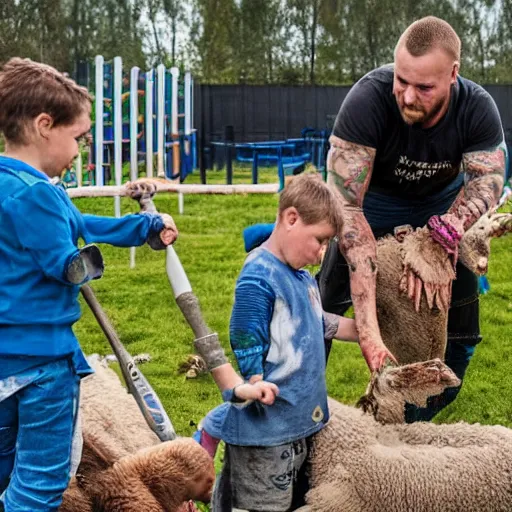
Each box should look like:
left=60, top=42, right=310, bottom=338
left=447, top=147, right=506, bottom=231
left=400, top=146, right=506, bottom=312
left=326, top=135, right=396, bottom=371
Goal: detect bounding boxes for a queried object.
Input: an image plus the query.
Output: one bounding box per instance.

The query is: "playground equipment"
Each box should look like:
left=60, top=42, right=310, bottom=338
left=66, top=56, right=196, bottom=197
left=208, top=128, right=329, bottom=190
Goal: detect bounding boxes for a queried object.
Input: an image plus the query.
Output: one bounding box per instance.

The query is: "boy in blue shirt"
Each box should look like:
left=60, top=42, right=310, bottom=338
left=203, top=174, right=395, bottom=512
left=0, top=58, right=177, bottom=511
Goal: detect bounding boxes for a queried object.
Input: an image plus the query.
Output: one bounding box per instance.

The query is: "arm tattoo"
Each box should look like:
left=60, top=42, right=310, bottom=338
left=326, top=135, right=381, bottom=343
left=449, top=147, right=505, bottom=230
left=326, top=135, right=376, bottom=207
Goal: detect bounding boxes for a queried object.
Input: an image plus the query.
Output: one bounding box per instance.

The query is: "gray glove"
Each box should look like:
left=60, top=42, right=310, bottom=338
left=66, top=244, right=104, bottom=284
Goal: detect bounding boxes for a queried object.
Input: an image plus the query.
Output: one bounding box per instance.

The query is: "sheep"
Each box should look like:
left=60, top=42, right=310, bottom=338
left=78, top=355, right=160, bottom=457
left=60, top=357, right=215, bottom=512
left=298, top=395, right=512, bottom=512
left=375, top=209, right=512, bottom=365
left=59, top=433, right=214, bottom=512
left=356, top=358, right=461, bottom=424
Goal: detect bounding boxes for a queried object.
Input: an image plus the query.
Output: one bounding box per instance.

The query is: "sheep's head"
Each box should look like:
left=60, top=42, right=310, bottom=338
left=459, top=210, right=512, bottom=275
left=358, top=359, right=461, bottom=424
left=129, top=437, right=215, bottom=508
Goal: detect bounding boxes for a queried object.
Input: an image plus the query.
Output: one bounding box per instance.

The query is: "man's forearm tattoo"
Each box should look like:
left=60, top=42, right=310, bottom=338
left=325, top=136, right=381, bottom=342
left=327, top=135, right=376, bottom=207
left=450, top=147, right=505, bottom=230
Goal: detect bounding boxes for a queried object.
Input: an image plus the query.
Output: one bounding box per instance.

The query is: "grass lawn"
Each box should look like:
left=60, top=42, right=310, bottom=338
left=72, top=167, right=512, bottom=437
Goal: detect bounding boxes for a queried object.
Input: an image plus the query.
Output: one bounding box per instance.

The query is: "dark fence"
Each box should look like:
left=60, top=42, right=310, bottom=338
left=194, top=82, right=512, bottom=151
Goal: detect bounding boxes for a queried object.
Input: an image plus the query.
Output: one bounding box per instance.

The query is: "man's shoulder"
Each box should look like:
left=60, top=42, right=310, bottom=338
left=344, top=65, right=393, bottom=100
left=456, top=75, right=495, bottom=107
left=362, top=64, right=394, bottom=83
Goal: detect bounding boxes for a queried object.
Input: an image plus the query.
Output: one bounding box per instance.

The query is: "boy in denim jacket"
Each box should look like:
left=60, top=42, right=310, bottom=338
left=0, top=58, right=177, bottom=511
left=203, top=174, right=394, bottom=511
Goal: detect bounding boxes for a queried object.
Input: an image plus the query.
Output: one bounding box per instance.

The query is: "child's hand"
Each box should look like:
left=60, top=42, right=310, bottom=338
left=159, top=213, right=178, bottom=246
left=234, top=380, right=279, bottom=405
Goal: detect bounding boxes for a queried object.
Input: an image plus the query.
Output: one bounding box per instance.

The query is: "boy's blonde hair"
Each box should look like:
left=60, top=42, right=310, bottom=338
left=279, top=173, right=342, bottom=231
left=395, top=16, right=461, bottom=63
left=0, top=58, right=92, bottom=144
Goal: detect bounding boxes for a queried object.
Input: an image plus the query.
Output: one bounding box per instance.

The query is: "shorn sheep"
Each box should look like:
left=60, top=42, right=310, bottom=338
left=298, top=207, right=512, bottom=511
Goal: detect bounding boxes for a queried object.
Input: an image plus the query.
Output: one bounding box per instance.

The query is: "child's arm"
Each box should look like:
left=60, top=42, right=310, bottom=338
left=81, top=212, right=178, bottom=249
left=3, top=183, right=90, bottom=285
left=220, top=275, right=280, bottom=404
left=324, top=311, right=398, bottom=367
left=323, top=311, right=359, bottom=342
left=208, top=363, right=278, bottom=405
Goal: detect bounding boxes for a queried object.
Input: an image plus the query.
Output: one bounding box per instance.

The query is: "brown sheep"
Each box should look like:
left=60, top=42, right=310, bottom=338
left=59, top=433, right=214, bottom=512
left=60, top=358, right=214, bottom=512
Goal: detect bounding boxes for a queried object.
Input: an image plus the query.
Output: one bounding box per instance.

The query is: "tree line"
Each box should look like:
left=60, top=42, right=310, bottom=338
left=1, top=0, right=512, bottom=85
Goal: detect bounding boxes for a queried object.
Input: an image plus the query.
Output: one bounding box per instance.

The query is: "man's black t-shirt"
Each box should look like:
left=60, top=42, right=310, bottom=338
left=333, top=66, right=504, bottom=199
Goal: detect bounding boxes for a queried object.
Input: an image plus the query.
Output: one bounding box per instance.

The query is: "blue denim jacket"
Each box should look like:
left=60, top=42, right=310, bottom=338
left=203, top=248, right=329, bottom=447
left=0, top=156, right=164, bottom=379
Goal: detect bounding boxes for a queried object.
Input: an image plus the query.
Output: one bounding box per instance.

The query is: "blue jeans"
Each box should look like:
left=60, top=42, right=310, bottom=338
left=0, top=358, right=80, bottom=511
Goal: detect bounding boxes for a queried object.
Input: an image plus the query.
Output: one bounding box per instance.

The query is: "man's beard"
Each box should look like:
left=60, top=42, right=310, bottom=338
left=398, top=96, right=446, bottom=126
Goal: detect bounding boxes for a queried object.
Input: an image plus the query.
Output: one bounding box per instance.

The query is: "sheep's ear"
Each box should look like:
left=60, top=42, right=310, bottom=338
left=356, top=392, right=377, bottom=416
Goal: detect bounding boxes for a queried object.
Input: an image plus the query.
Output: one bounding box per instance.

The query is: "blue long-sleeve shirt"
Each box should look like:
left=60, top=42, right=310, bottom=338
left=203, top=248, right=329, bottom=446
left=0, top=156, right=164, bottom=379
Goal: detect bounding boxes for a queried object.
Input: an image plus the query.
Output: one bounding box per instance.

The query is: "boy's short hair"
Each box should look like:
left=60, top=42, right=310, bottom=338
left=279, top=173, right=342, bottom=231
left=0, top=58, right=92, bottom=144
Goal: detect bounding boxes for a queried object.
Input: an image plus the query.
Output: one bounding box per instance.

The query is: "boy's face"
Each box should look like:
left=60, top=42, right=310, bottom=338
left=280, top=208, right=335, bottom=269
left=37, top=107, right=91, bottom=178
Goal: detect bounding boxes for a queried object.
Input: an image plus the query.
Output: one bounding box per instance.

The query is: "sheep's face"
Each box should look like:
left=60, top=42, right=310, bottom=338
left=458, top=217, right=492, bottom=275
left=135, top=438, right=215, bottom=506
left=358, top=359, right=461, bottom=423
left=459, top=211, right=512, bottom=275
left=384, top=359, right=461, bottom=396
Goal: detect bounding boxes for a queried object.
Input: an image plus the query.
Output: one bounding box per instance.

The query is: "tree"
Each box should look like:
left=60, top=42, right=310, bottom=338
left=190, top=0, right=239, bottom=83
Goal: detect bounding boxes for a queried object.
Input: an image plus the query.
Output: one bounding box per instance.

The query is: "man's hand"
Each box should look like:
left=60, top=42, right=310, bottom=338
left=159, top=213, right=179, bottom=246
left=359, top=338, right=397, bottom=372
left=427, top=213, right=464, bottom=266
left=234, top=380, right=280, bottom=405
left=399, top=226, right=456, bottom=313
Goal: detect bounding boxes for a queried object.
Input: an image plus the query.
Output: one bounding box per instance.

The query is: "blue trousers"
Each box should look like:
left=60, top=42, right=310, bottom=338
left=0, top=358, right=80, bottom=511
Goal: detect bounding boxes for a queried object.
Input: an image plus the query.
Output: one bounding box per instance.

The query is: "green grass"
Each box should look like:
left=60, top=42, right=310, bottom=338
left=73, top=187, right=512, bottom=436
left=183, top=165, right=283, bottom=185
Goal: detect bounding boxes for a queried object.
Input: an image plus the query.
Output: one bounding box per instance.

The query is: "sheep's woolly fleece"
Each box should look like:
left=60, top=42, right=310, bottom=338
left=302, top=398, right=512, bottom=512
left=59, top=433, right=214, bottom=512
left=59, top=356, right=215, bottom=512
left=79, top=354, right=160, bottom=456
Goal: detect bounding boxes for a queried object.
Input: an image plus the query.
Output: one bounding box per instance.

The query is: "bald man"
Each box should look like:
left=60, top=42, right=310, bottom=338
left=319, top=16, right=507, bottom=422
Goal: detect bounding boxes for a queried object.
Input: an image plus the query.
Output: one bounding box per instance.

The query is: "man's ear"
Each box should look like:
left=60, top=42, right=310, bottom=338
left=34, top=113, right=53, bottom=139
left=451, top=61, right=459, bottom=84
